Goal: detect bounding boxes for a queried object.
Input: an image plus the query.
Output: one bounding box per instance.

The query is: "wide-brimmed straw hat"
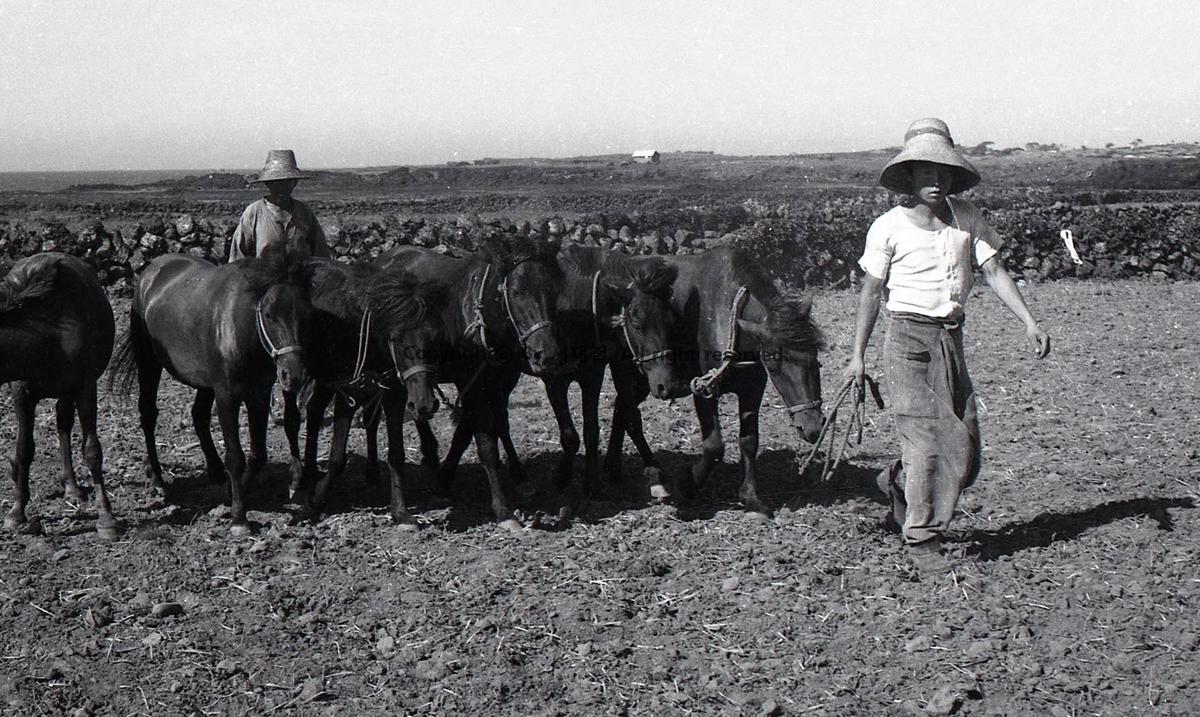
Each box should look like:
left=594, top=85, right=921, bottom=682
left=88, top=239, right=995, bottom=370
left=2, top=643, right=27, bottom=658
left=878, top=118, right=980, bottom=194
left=252, top=149, right=311, bottom=183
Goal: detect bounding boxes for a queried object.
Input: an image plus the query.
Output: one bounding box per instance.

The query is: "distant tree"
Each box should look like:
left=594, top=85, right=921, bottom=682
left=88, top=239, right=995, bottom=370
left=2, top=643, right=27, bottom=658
left=1105, top=142, right=1115, bottom=149
left=965, top=140, right=994, bottom=156
left=1131, top=138, right=1143, bottom=148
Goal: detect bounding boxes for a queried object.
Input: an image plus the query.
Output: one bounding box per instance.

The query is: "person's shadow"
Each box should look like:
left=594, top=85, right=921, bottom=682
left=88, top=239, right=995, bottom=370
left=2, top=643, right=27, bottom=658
left=961, top=496, right=1194, bottom=561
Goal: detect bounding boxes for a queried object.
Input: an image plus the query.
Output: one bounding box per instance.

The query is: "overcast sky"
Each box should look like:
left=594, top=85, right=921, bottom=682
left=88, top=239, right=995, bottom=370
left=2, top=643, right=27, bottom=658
left=0, top=0, right=1195, bottom=172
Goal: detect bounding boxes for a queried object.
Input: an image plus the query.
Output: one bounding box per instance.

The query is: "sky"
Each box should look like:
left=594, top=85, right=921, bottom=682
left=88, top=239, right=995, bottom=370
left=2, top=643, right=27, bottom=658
left=0, top=0, right=1197, bottom=173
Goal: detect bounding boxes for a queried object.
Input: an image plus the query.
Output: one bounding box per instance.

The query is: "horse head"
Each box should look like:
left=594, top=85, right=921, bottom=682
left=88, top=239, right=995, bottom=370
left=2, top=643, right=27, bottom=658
left=487, top=236, right=564, bottom=375
left=602, top=258, right=692, bottom=399
left=738, top=296, right=825, bottom=443
left=365, top=271, right=451, bottom=421
left=246, top=244, right=315, bottom=394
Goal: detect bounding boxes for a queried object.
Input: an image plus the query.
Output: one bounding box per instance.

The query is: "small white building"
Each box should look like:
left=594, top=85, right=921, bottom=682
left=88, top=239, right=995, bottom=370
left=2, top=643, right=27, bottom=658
left=631, top=149, right=660, bottom=164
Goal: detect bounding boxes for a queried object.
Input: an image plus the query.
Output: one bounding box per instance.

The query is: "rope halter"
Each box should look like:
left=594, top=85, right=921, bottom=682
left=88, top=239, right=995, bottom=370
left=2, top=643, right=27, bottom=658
left=501, top=275, right=554, bottom=349
left=614, top=306, right=676, bottom=367
left=256, top=303, right=304, bottom=360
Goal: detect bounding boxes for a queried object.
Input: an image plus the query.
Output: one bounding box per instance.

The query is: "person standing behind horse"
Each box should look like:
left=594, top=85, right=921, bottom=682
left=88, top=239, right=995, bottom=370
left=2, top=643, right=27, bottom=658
left=228, top=150, right=332, bottom=262
left=844, top=118, right=1051, bottom=573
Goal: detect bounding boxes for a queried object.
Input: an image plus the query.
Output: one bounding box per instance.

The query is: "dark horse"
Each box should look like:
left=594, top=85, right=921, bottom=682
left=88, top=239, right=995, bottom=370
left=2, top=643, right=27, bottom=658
left=0, top=253, right=117, bottom=539
left=114, top=244, right=314, bottom=535
left=374, top=237, right=565, bottom=530
left=536, top=245, right=694, bottom=511
left=281, top=257, right=448, bottom=527
left=608, top=246, right=825, bottom=515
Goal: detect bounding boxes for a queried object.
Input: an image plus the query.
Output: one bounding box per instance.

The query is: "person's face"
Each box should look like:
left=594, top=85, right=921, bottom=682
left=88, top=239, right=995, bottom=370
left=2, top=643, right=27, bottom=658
left=263, top=178, right=299, bottom=198
left=908, top=162, right=954, bottom=206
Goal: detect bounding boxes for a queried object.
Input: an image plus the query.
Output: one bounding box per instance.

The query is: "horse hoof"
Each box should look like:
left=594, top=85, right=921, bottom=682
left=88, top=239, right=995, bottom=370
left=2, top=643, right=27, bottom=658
left=65, top=487, right=90, bottom=504
left=97, top=520, right=120, bottom=542
left=498, top=517, right=523, bottom=533
left=4, top=514, right=26, bottom=532
left=230, top=522, right=252, bottom=538
left=12, top=516, right=42, bottom=536
left=391, top=514, right=419, bottom=532
left=649, top=483, right=671, bottom=502
left=743, top=500, right=772, bottom=519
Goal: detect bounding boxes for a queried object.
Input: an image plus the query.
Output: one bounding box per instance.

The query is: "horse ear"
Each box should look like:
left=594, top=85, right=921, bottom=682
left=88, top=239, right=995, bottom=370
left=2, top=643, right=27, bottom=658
left=736, top=318, right=771, bottom=346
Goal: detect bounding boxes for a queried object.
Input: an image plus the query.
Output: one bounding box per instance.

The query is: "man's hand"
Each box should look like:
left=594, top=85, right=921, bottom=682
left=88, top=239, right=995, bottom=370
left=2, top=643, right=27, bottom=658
left=1027, top=323, right=1051, bottom=359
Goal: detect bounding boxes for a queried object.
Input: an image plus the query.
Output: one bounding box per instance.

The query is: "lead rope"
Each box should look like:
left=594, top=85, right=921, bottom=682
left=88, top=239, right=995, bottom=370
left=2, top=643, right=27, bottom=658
left=689, top=286, right=750, bottom=398
left=463, top=264, right=491, bottom=351
left=256, top=304, right=303, bottom=359
left=796, top=374, right=884, bottom=481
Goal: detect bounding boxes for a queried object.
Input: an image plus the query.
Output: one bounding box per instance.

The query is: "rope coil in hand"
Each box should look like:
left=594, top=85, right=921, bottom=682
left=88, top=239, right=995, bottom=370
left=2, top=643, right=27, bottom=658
left=797, top=374, right=884, bottom=481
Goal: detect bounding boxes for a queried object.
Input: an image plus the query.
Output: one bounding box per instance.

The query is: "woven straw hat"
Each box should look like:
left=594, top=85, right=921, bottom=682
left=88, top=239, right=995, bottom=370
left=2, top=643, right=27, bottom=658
left=252, top=149, right=311, bottom=183
left=878, top=118, right=980, bottom=194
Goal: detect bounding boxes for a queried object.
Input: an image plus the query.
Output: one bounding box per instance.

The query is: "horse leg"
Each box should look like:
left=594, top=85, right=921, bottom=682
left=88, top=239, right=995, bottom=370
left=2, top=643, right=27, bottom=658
left=244, top=393, right=270, bottom=492
left=297, top=386, right=333, bottom=501
left=497, top=404, right=525, bottom=484
left=609, top=365, right=664, bottom=497
left=544, top=376, right=580, bottom=491
left=214, top=395, right=251, bottom=536
left=134, top=347, right=167, bottom=496
left=5, top=384, right=36, bottom=531
left=678, top=394, right=724, bottom=505
left=468, top=395, right=519, bottom=530
left=415, top=417, right=440, bottom=471
left=734, top=378, right=769, bottom=516
left=380, top=391, right=418, bottom=529
left=362, top=400, right=381, bottom=486
left=191, top=389, right=224, bottom=484
left=306, top=395, right=355, bottom=518
left=577, top=370, right=605, bottom=504
left=282, top=389, right=303, bottom=495
left=77, top=384, right=118, bottom=540
left=54, top=397, right=86, bottom=504
left=437, top=416, right=475, bottom=495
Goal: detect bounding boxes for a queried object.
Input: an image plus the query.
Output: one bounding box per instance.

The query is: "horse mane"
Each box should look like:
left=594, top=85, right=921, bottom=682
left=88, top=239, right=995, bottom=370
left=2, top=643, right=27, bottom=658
left=0, top=257, right=59, bottom=314
left=730, top=248, right=824, bottom=351
left=764, top=296, right=825, bottom=351
left=366, top=270, right=449, bottom=332
left=627, top=258, right=678, bottom=299
left=311, top=260, right=374, bottom=318
left=244, top=243, right=315, bottom=299
left=483, top=235, right=556, bottom=274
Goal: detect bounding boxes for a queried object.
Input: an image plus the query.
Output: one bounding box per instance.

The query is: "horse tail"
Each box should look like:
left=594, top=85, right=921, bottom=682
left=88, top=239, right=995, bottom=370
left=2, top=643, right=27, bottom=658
left=109, top=309, right=150, bottom=400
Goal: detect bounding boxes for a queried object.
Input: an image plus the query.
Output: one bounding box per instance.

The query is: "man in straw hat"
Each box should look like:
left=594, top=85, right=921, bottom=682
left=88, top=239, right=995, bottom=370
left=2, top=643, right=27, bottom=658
left=228, top=149, right=331, bottom=262
left=844, top=118, right=1050, bottom=574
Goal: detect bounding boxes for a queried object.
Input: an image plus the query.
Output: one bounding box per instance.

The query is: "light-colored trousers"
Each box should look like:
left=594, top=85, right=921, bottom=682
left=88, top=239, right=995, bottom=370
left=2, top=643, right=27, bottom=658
left=882, top=314, right=981, bottom=545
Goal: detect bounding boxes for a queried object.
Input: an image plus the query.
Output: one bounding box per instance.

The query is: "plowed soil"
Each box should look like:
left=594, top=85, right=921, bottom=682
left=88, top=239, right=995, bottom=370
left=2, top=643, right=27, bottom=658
left=1, top=279, right=1198, bottom=716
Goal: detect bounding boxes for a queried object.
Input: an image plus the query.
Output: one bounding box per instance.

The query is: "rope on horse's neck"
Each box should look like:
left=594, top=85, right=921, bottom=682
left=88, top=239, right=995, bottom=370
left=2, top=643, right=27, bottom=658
left=689, top=286, right=749, bottom=398
left=463, top=263, right=491, bottom=350
left=353, top=309, right=372, bottom=379
left=256, top=304, right=303, bottom=359
left=591, top=270, right=604, bottom=345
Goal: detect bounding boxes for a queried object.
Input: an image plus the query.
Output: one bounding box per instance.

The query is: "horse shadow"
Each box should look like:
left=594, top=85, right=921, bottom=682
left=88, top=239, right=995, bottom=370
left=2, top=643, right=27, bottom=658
left=959, top=495, right=1196, bottom=561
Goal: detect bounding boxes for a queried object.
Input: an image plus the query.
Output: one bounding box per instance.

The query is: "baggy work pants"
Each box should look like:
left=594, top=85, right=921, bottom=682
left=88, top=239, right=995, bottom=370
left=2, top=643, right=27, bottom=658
left=882, top=314, right=981, bottom=546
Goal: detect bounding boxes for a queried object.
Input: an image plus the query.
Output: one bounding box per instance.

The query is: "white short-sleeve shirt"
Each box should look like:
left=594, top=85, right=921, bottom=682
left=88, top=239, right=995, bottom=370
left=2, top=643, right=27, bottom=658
left=858, top=197, right=1002, bottom=319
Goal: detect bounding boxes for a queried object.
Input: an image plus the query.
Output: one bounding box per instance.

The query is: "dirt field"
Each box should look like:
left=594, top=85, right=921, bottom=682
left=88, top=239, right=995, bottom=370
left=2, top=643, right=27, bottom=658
left=0, top=277, right=1198, bottom=716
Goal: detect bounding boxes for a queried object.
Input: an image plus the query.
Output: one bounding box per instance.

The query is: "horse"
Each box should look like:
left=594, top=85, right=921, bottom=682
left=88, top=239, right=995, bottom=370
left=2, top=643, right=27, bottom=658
left=607, top=245, right=825, bottom=515
left=281, top=257, right=448, bottom=527
left=0, top=253, right=118, bottom=539
left=113, top=243, right=314, bottom=536
left=373, top=236, right=565, bottom=530
left=535, top=245, right=695, bottom=512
